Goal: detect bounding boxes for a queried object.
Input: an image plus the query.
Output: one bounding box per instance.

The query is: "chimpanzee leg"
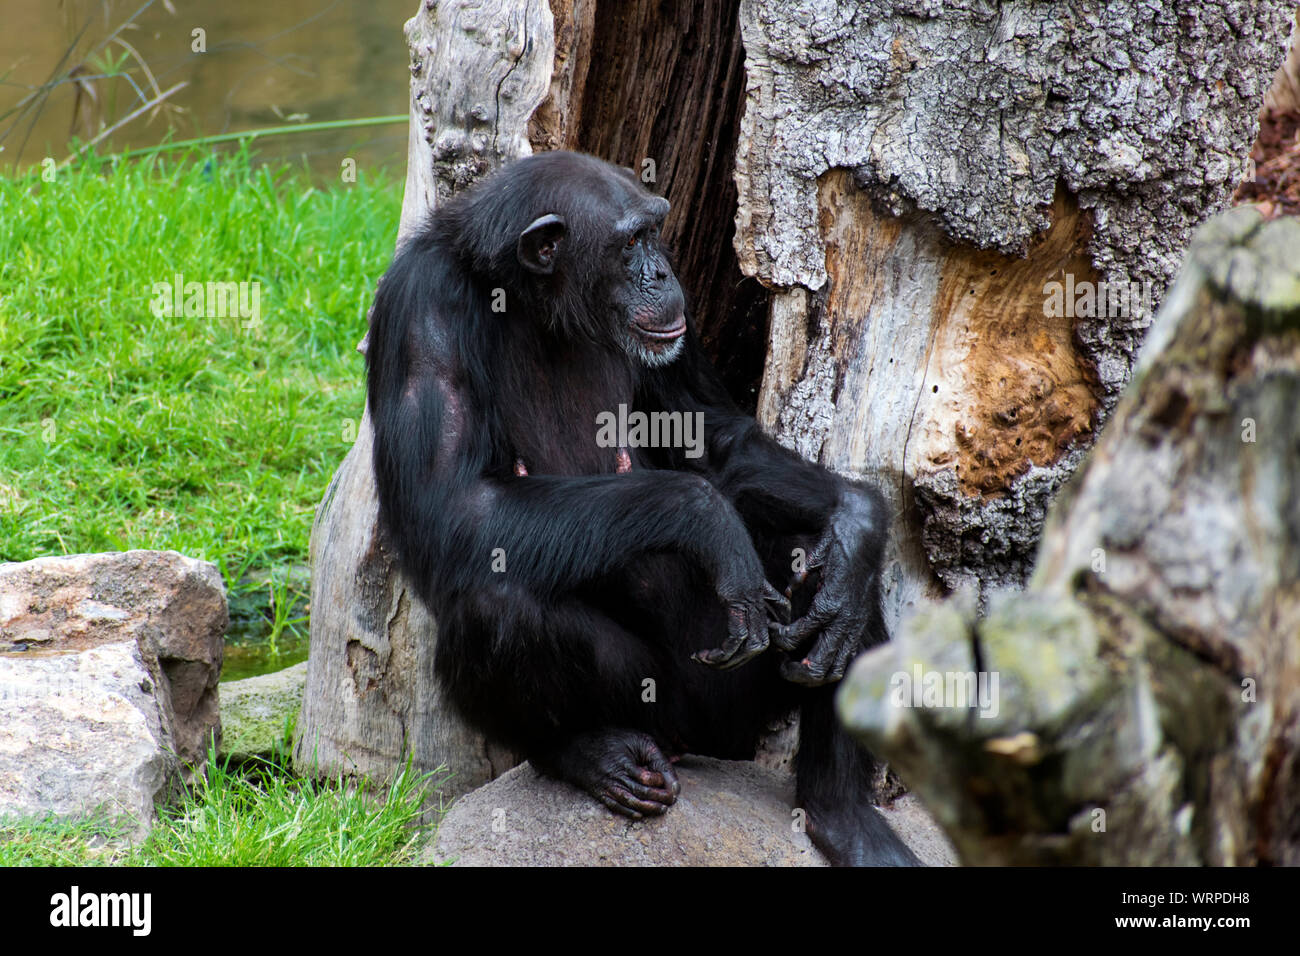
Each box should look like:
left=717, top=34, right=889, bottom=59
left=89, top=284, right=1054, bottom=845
left=434, top=588, right=687, bottom=818
left=795, top=685, right=920, bottom=866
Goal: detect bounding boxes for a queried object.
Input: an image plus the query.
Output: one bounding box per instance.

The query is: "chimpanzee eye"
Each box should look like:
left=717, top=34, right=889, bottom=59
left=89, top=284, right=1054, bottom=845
left=625, top=234, right=638, bottom=250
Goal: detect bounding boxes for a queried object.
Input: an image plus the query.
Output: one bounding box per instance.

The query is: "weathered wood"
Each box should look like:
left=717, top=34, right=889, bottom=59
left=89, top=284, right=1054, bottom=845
left=295, top=0, right=553, bottom=795
left=735, top=0, right=1294, bottom=631
left=840, top=209, right=1300, bottom=865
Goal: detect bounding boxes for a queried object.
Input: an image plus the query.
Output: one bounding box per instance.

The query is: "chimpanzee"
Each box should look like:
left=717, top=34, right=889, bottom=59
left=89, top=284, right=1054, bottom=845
left=366, top=151, right=918, bottom=866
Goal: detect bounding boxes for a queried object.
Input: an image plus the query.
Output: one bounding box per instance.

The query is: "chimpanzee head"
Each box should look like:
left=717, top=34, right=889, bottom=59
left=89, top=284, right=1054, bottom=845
left=451, top=152, right=688, bottom=367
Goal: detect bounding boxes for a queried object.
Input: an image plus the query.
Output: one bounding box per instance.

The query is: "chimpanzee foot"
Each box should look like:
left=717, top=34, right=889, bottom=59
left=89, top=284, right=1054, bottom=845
left=805, top=801, right=922, bottom=867
left=536, top=729, right=681, bottom=820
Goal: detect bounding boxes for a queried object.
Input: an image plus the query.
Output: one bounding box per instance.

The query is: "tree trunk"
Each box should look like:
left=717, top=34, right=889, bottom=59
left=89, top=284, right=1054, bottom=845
left=840, top=209, right=1300, bottom=865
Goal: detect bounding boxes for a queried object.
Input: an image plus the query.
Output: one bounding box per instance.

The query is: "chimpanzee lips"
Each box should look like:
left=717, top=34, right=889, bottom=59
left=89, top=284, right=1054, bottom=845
left=634, top=313, right=686, bottom=341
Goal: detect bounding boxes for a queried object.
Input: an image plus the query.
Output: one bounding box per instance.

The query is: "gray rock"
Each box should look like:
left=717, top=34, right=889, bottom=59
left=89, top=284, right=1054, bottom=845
left=219, top=662, right=308, bottom=762
left=427, top=756, right=955, bottom=866
left=0, top=551, right=227, bottom=836
left=0, top=637, right=178, bottom=838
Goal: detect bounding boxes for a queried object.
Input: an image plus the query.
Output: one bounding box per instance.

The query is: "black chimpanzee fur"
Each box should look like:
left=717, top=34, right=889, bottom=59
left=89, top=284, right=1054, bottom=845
left=365, top=151, right=918, bottom=866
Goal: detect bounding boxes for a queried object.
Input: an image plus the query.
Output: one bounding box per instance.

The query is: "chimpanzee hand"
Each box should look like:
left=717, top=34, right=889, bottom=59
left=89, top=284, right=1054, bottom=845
left=770, top=486, right=886, bottom=685
left=693, top=547, right=791, bottom=670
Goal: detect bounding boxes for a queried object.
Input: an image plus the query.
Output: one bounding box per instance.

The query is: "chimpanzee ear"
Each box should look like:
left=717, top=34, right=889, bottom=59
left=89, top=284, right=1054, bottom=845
left=517, top=214, right=566, bottom=275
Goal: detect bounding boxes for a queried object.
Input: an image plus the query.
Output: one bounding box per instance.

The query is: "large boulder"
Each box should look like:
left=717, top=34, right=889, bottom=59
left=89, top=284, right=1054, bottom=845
left=427, top=756, right=955, bottom=866
left=0, top=551, right=227, bottom=836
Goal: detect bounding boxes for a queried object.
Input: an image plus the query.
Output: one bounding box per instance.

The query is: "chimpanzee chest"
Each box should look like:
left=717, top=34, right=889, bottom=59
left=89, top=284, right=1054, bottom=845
left=498, top=345, right=641, bottom=477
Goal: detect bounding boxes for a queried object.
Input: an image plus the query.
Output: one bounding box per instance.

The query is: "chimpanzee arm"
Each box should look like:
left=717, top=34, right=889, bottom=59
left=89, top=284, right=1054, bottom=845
left=644, top=337, right=890, bottom=683
left=641, top=337, right=857, bottom=530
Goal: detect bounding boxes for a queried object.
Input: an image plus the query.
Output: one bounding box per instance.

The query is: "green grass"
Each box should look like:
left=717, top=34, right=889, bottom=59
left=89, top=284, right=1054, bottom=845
left=0, top=751, right=442, bottom=866
left=0, top=148, right=400, bottom=585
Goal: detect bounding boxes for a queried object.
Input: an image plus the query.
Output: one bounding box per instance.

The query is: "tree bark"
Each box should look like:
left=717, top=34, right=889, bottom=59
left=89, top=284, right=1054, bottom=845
left=840, top=209, right=1300, bottom=865
left=735, top=0, right=1293, bottom=633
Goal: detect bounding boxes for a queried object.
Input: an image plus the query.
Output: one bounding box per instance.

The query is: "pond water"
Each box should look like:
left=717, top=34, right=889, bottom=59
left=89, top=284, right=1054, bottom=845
left=221, top=614, right=310, bottom=683
left=1, top=0, right=414, bottom=179
left=221, top=571, right=312, bottom=682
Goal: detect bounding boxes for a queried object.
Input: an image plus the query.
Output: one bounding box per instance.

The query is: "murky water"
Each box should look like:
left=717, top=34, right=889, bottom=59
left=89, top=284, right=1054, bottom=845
left=222, top=568, right=312, bottom=682
left=1, top=0, right=414, bottom=178
left=222, top=615, right=310, bottom=683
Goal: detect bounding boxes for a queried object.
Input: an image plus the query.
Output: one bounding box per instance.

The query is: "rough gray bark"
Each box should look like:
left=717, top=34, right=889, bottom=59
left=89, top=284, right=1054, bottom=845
left=295, top=0, right=553, bottom=794
left=735, top=0, right=1293, bottom=629
left=839, top=209, right=1300, bottom=865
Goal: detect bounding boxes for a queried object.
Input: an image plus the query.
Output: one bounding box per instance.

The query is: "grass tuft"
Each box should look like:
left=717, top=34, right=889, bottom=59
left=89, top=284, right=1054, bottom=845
left=0, top=746, right=443, bottom=867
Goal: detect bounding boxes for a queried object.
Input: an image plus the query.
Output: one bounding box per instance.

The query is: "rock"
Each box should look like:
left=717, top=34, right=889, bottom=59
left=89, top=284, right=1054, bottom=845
left=0, top=642, right=178, bottom=838
left=218, top=662, right=308, bottom=763
left=0, top=551, right=227, bottom=836
left=426, top=756, right=955, bottom=866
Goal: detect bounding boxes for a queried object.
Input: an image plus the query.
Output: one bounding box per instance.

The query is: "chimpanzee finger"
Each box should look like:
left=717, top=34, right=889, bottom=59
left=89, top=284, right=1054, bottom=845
left=769, top=597, right=835, bottom=652
left=828, top=635, right=860, bottom=683
left=598, top=792, right=643, bottom=819
left=606, top=784, right=671, bottom=816
left=629, top=738, right=681, bottom=798
left=780, top=612, right=865, bottom=686
left=617, top=777, right=677, bottom=804
left=691, top=620, right=743, bottom=666
left=762, top=580, right=792, bottom=622
left=779, top=622, right=850, bottom=686
left=695, top=637, right=766, bottom=669
left=779, top=648, right=835, bottom=686
left=693, top=601, right=769, bottom=668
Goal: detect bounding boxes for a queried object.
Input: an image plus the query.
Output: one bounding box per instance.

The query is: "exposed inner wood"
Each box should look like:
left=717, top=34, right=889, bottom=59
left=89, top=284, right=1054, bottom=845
left=927, top=187, right=1102, bottom=496
left=813, top=173, right=1104, bottom=500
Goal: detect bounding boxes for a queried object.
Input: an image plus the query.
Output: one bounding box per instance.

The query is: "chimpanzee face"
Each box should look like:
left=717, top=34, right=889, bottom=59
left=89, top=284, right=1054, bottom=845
left=607, top=194, right=686, bottom=367
left=514, top=160, right=686, bottom=367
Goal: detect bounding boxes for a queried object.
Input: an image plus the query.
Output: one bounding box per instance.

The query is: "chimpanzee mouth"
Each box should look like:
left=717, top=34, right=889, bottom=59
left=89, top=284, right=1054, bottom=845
left=634, top=314, right=686, bottom=342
